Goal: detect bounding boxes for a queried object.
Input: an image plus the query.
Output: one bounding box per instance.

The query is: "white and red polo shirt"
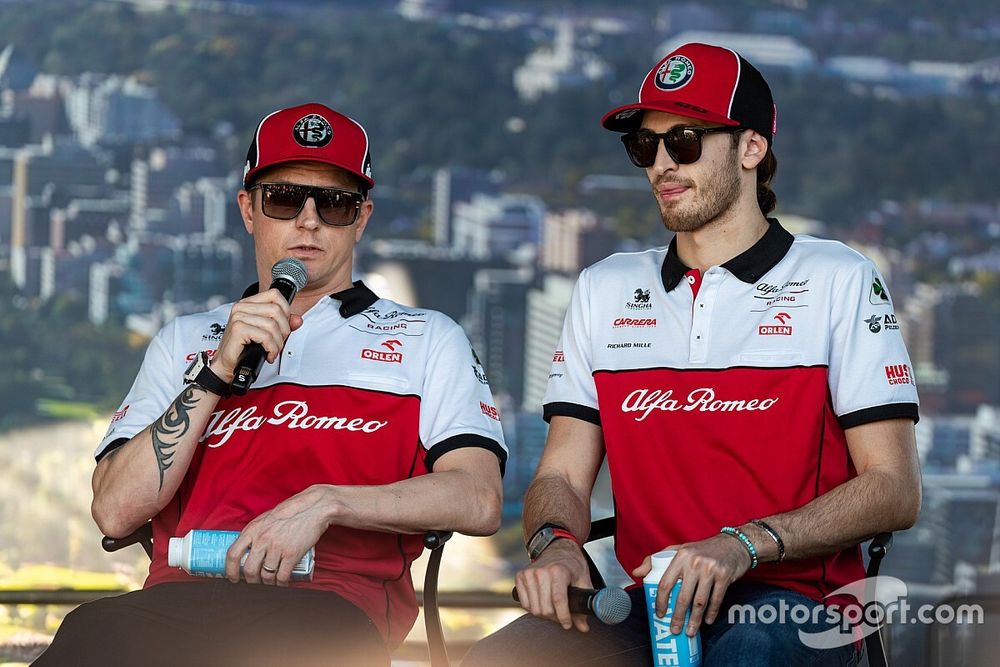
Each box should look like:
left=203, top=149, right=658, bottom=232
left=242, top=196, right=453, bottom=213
left=544, top=220, right=918, bottom=603
left=97, top=281, right=506, bottom=647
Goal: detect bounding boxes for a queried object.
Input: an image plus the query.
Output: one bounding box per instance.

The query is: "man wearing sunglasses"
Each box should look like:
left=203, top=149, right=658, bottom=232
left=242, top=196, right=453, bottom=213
left=465, top=43, right=919, bottom=666
left=37, top=103, right=506, bottom=667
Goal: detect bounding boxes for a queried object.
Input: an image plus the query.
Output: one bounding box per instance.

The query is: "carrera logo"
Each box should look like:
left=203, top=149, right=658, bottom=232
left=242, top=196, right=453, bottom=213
left=185, top=349, right=218, bottom=362
left=885, top=364, right=914, bottom=386
left=613, top=318, right=656, bottom=328
left=553, top=350, right=565, bottom=362
left=361, top=349, right=402, bottom=363
left=622, top=388, right=779, bottom=422
left=201, top=401, right=389, bottom=448
left=480, top=401, right=501, bottom=421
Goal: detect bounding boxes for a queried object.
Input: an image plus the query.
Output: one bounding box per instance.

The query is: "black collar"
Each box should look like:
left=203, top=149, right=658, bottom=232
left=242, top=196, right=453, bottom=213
left=239, top=280, right=379, bottom=318
left=330, top=280, right=379, bottom=317
left=660, top=218, right=794, bottom=292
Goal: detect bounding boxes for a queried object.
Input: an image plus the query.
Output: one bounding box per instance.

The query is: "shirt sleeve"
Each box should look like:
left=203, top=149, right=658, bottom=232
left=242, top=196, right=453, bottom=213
left=95, top=321, right=183, bottom=462
left=420, top=316, right=507, bottom=475
left=542, top=270, right=600, bottom=425
left=828, top=259, right=919, bottom=429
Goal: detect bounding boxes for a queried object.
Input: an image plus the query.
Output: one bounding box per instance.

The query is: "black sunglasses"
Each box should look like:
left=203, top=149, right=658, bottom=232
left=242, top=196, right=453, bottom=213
left=248, top=182, right=365, bottom=226
left=621, top=126, right=744, bottom=168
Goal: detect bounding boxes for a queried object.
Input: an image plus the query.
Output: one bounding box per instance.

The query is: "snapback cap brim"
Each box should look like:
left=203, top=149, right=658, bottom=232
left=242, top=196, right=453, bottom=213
left=601, top=101, right=741, bottom=133
left=244, top=154, right=375, bottom=190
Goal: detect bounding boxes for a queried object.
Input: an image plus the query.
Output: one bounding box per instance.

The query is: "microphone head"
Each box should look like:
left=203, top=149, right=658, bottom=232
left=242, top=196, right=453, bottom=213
left=272, top=258, right=308, bottom=291
left=592, top=587, right=632, bottom=625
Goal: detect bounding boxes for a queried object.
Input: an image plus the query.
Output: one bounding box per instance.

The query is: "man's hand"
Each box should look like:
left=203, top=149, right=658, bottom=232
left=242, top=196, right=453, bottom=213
left=225, top=485, right=331, bottom=586
left=514, top=539, right=593, bottom=632
left=210, top=288, right=304, bottom=383
left=632, top=533, right=752, bottom=637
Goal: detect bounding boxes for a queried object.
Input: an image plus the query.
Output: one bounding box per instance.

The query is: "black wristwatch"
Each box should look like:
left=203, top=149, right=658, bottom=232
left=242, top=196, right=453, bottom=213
left=526, top=523, right=579, bottom=561
left=183, top=351, right=231, bottom=398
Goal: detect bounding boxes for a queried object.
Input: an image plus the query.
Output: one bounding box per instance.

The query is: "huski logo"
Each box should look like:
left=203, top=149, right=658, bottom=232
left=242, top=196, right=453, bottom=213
left=621, top=388, right=779, bottom=422
left=202, top=401, right=389, bottom=448
left=884, top=364, right=914, bottom=386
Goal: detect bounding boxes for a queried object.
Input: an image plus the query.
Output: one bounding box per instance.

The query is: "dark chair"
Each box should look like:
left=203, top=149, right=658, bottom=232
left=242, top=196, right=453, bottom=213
left=583, top=517, right=893, bottom=667
left=103, top=524, right=454, bottom=667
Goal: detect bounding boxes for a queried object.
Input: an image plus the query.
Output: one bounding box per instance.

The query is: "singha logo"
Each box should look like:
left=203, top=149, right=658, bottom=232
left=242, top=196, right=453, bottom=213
left=634, top=288, right=651, bottom=303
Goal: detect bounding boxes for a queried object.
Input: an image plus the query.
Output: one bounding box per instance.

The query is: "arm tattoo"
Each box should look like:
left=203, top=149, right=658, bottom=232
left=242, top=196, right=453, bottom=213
left=150, top=386, right=200, bottom=491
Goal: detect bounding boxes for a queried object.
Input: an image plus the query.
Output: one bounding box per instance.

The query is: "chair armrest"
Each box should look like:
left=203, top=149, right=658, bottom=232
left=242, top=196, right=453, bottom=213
left=866, top=532, right=893, bottom=578
left=102, top=522, right=153, bottom=558
left=423, top=530, right=453, bottom=551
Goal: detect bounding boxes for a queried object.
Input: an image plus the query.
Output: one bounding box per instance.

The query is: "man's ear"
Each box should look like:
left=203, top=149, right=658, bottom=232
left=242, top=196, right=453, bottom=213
left=741, top=131, right=769, bottom=170
left=237, top=189, right=254, bottom=235
left=354, top=199, right=374, bottom=243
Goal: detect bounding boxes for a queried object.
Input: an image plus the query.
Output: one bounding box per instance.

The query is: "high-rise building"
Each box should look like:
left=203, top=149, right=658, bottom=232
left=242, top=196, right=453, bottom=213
left=64, top=74, right=180, bottom=146
left=463, top=267, right=533, bottom=407
left=522, top=273, right=575, bottom=412
left=541, top=208, right=618, bottom=274
left=452, top=192, right=544, bottom=260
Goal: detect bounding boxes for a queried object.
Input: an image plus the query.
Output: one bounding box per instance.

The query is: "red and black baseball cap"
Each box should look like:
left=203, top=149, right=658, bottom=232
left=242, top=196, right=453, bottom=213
left=602, top=43, right=776, bottom=146
left=243, top=102, right=374, bottom=190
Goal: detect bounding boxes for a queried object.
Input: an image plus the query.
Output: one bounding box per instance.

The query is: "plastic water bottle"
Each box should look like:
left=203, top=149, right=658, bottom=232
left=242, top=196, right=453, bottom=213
left=168, top=529, right=314, bottom=581
left=644, top=549, right=701, bottom=666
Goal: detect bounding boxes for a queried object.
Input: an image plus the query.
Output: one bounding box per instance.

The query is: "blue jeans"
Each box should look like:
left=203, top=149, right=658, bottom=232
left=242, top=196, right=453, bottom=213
left=462, top=582, right=857, bottom=667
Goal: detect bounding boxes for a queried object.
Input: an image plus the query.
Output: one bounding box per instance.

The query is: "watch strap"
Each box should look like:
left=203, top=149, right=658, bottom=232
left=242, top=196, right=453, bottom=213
left=526, top=523, right=579, bottom=561
left=186, top=352, right=231, bottom=398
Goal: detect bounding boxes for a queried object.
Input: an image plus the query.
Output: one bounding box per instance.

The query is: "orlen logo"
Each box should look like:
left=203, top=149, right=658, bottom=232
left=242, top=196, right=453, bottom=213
left=885, top=364, right=914, bottom=386
left=480, top=401, right=501, bottom=421
left=553, top=351, right=565, bottom=363
left=613, top=318, right=656, bottom=328
left=759, top=312, right=792, bottom=335
left=111, top=404, right=129, bottom=423
left=621, top=388, right=779, bottom=422
left=361, top=349, right=402, bottom=363
left=361, top=339, right=404, bottom=363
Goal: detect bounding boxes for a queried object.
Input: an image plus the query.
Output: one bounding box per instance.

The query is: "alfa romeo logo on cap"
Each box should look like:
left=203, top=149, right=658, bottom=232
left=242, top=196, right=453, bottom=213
left=655, top=55, right=694, bottom=91
left=292, top=113, right=333, bottom=148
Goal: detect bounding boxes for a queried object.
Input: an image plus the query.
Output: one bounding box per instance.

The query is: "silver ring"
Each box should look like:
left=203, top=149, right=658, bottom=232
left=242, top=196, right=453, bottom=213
left=262, top=565, right=277, bottom=573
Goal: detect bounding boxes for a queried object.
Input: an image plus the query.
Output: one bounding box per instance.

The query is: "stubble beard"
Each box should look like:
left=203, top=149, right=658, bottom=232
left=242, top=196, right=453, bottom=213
left=655, top=149, right=742, bottom=233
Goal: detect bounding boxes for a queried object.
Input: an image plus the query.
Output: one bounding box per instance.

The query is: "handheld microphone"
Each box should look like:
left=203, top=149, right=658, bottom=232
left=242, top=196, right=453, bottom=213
left=512, top=585, right=632, bottom=625
left=230, top=258, right=308, bottom=396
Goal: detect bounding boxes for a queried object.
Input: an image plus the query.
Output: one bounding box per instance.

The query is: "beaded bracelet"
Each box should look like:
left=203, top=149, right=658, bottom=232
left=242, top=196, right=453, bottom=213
left=720, top=526, right=759, bottom=569
left=750, top=519, right=786, bottom=564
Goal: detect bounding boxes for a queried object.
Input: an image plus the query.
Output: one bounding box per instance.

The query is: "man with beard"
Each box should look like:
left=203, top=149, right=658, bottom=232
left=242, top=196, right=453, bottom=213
left=464, top=43, right=920, bottom=666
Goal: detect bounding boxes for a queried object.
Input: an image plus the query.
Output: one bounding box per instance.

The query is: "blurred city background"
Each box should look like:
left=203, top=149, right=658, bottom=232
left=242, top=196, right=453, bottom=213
left=0, top=0, right=997, bottom=664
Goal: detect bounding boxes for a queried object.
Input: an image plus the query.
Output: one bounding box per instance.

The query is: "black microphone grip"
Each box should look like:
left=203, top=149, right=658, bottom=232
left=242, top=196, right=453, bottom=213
left=510, top=586, right=596, bottom=615
left=512, top=585, right=631, bottom=625
left=230, top=276, right=299, bottom=396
